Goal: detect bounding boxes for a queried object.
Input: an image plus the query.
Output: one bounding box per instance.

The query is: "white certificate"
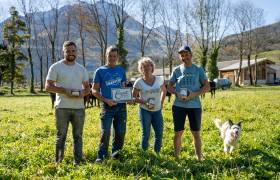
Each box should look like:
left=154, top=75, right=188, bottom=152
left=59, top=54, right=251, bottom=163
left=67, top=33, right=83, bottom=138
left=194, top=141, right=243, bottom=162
left=111, top=87, right=133, bottom=103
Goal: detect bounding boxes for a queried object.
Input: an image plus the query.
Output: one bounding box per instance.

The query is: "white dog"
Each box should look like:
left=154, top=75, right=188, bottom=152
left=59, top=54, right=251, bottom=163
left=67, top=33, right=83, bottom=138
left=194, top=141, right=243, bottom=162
left=214, top=119, right=242, bottom=153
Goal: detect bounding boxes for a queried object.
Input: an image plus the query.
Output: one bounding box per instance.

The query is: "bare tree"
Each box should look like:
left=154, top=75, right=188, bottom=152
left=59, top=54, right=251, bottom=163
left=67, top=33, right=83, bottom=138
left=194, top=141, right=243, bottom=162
left=64, top=11, right=72, bottom=41
left=245, top=4, right=254, bottom=85
left=183, top=2, right=192, bottom=45
left=18, top=0, right=36, bottom=93
left=85, top=0, right=110, bottom=65
left=232, top=0, right=264, bottom=85
left=138, top=0, right=158, bottom=57
left=158, top=0, right=181, bottom=75
left=39, top=0, right=60, bottom=64
left=207, top=0, right=231, bottom=81
left=73, top=2, right=90, bottom=67
left=42, top=35, right=51, bottom=75
left=174, top=0, right=183, bottom=45
left=252, top=9, right=264, bottom=85
left=232, top=2, right=247, bottom=85
left=33, top=12, right=45, bottom=92
left=110, top=0, right=133, bottom=69
left=186, top=0, right=212, bottom=70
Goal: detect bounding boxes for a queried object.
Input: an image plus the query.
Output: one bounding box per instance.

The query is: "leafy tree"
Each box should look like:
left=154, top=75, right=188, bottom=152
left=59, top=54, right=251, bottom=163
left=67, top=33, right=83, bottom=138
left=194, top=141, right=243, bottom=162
left=2, top=6, right=29, bottom=94
left=116, top=27, right=128, bottom=70
left=207, top=48, right=219, bottom=81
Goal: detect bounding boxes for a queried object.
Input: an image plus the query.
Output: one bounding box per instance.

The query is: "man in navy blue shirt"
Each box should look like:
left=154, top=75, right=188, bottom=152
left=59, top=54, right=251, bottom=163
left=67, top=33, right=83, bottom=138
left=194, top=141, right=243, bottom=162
left=92, top=46, right=127, bottom=163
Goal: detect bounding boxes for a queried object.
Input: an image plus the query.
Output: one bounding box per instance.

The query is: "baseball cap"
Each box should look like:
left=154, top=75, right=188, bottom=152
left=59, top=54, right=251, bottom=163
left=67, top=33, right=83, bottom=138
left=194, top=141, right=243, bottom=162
left=178, top=45, right=192, bottom=54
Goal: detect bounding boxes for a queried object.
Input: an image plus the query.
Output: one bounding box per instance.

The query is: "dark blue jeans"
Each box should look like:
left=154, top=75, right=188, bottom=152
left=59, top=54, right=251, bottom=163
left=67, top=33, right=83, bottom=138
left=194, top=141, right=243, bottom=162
left=138, top=108, right=164, bottom=153
left=97, top=103, right=127, bottom=159
left=55, top=108, right=85, bottom=164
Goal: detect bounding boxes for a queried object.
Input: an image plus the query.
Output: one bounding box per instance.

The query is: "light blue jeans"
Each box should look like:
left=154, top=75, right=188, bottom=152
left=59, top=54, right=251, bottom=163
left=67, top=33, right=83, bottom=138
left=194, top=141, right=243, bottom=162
left=138, top=108, right=164, bottom=153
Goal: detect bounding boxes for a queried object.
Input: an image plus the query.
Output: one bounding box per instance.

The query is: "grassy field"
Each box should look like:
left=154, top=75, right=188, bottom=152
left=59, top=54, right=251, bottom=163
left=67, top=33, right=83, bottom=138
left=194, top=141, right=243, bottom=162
left=259, top=50, right=280, bottom=63
left=0, top=86, right=279, bottom=179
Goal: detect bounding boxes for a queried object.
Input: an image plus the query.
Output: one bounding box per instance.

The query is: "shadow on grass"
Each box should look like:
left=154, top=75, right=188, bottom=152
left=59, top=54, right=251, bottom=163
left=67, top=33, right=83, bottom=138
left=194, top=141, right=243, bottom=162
left=84, top=145, right=280, bottom=179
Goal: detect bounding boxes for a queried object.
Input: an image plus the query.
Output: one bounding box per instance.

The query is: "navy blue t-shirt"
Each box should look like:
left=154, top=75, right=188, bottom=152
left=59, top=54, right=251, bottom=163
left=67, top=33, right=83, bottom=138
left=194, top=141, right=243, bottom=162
left=93, top=65, right=126, bottom=99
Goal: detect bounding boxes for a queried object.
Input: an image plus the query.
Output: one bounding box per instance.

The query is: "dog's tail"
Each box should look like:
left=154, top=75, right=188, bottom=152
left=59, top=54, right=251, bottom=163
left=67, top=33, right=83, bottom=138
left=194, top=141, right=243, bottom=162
left=214, top=118, right=222, bottom=130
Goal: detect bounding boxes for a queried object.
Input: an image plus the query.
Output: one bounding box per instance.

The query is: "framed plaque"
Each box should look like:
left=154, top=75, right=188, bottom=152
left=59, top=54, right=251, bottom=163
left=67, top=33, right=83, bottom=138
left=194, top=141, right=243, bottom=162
left=71, top=90, right=80, bottom=96
left=111, top=87, right=133, bottom=103
left=179, top=88, right=190, bottom=100
left=179, top=88, right=190, bottom=96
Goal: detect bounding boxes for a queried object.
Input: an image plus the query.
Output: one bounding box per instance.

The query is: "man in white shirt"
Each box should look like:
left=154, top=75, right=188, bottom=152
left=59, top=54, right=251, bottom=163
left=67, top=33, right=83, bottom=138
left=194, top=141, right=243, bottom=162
left=45, top=41, right=90, bottom=165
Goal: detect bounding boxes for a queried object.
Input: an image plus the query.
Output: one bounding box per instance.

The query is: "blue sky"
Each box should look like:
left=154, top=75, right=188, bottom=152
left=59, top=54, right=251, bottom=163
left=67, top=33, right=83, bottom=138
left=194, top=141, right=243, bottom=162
left=231, top=0, right=280, bottom=25
left=1, top=0, right=279, bottom=25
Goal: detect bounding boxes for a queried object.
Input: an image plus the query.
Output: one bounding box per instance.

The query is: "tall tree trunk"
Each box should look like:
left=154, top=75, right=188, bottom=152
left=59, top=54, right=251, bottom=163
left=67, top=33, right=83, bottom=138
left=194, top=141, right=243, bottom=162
left=40, top=56, right=43, bottom=92
left=140, top=23, right=145, bottom=57
left=236, top=56, right=243, bottom=86
left=201, top=49, right=208, bottom=70
left=235, top=37, right=244, bottom=86
left=81, top=37, right=85, bottom=67
left=46, top=56, right=49, bottom=72
left=169, top=56, right=173, bottom=76
left=28, top=47, right=35, bottom=93
left=51, top=42, right=55, bottom=64
left=10, top=54, right=15, bottom=95
left=254, top=54, right=258, bottom=85
left=100, top=44, right=105, bottom=65
left=247, top=54, right=253, bottom=85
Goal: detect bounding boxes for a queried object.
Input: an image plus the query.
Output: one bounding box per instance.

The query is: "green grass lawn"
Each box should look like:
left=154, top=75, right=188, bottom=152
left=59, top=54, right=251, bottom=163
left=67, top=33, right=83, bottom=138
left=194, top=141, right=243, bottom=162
left=0, top=86, right=279, bottom=179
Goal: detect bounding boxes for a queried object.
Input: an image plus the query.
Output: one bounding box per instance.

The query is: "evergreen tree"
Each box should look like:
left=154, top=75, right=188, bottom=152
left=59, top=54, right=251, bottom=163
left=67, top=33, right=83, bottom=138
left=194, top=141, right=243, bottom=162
left=2, top=6, right=29, bottom=94
left=116, top=24, right=128, bottom=70
left=207, top=48, right=219, bottom=81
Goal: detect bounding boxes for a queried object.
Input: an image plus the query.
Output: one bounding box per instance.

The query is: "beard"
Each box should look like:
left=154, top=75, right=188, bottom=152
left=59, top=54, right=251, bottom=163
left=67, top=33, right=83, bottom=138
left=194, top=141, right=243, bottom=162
left=65, top=55, right=76, bottom=62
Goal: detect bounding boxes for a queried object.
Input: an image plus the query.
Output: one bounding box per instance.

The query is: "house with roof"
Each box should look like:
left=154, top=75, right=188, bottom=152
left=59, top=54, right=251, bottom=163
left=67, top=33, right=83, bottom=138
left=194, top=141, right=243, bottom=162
left=129, top=67, right=171, bottom=82
left=217, top=58, right=280, bottom=85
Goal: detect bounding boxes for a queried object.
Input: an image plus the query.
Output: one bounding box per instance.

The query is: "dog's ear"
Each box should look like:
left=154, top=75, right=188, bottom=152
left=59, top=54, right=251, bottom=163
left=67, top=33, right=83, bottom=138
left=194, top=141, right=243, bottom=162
left=237, top=121, right=242, bottom=127
left=228, top=120, right=233, bottom=126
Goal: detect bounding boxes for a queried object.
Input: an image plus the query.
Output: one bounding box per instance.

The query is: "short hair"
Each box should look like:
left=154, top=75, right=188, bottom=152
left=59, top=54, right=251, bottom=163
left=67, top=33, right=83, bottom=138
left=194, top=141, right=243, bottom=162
left=63, top=41, right=76, bottom=51
left=137, top=57, right=155, bottom=74
left=106, top=45, right=118, bottom=60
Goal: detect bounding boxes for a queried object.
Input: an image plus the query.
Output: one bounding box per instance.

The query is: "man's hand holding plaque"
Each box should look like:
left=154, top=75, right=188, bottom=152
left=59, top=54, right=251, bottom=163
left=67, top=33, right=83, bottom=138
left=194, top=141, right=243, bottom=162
left=71, top=90, right=81, bottom=97
left=65, top=89, right=82, bottom=98
left=179, top=88, right=190, bottom=101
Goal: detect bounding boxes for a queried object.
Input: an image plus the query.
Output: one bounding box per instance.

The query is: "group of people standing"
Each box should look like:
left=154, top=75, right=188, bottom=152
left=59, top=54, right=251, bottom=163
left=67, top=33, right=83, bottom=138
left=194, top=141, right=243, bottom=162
left=45, top=41, right=209, bottom=165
